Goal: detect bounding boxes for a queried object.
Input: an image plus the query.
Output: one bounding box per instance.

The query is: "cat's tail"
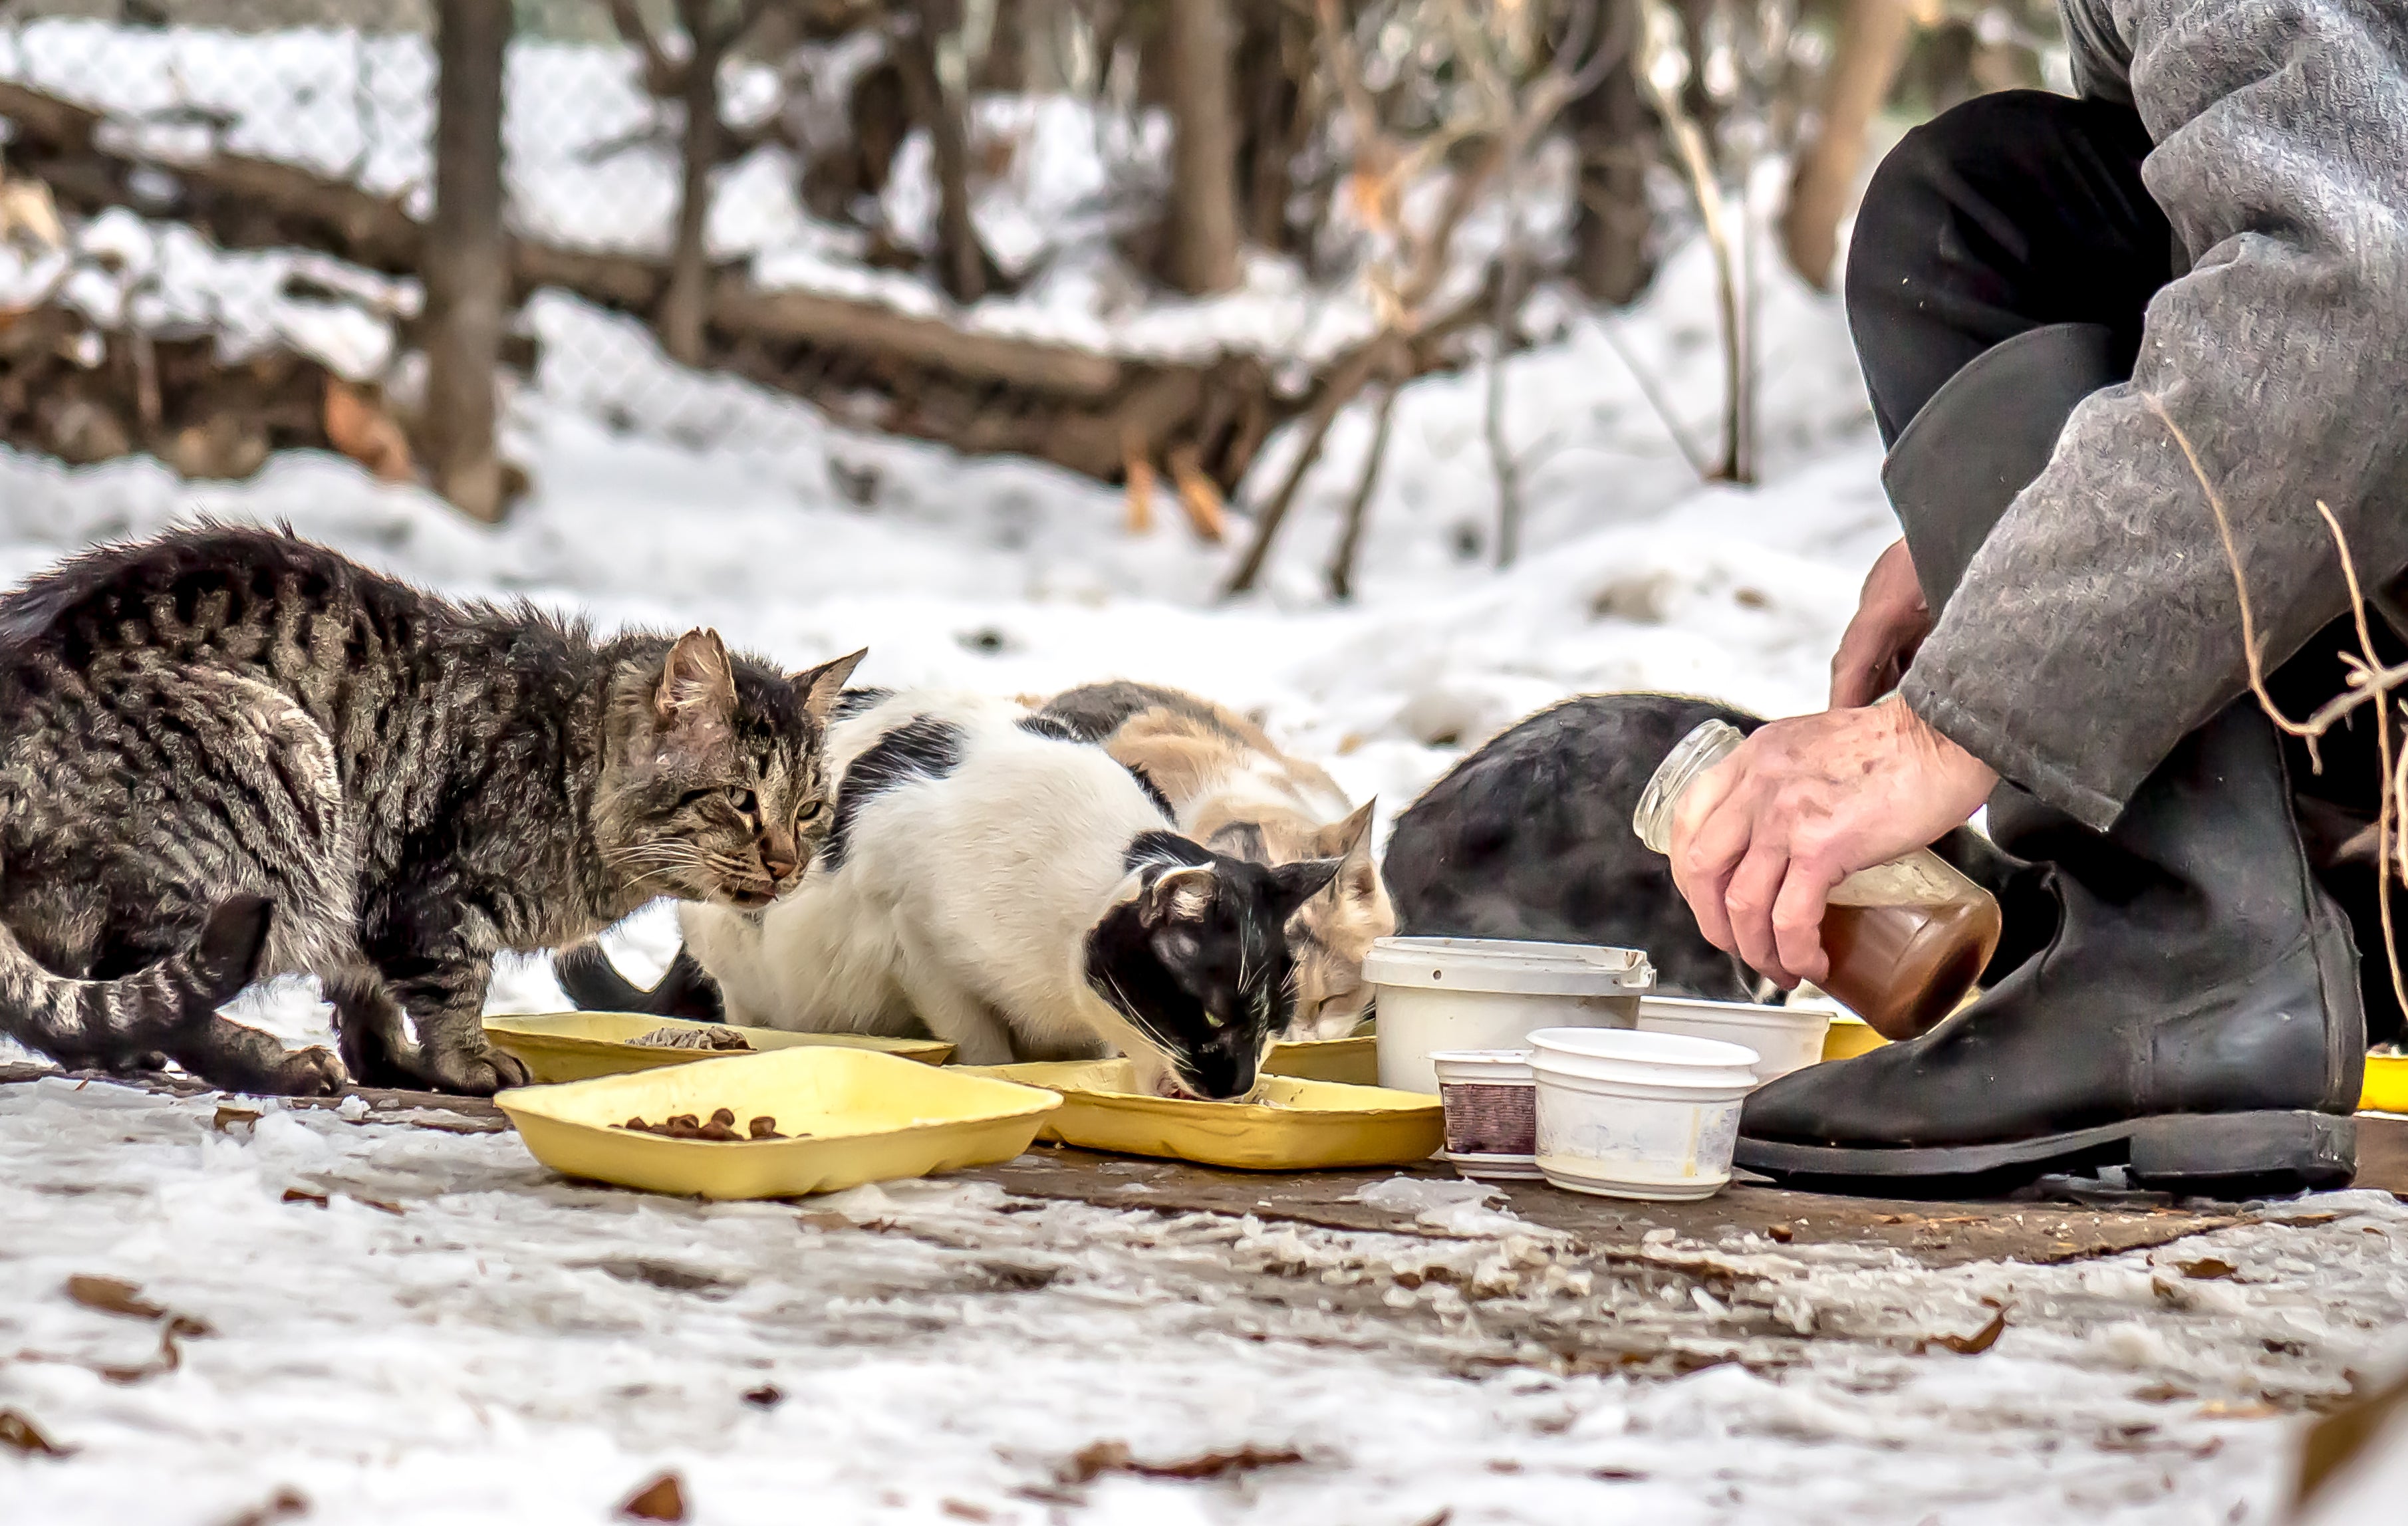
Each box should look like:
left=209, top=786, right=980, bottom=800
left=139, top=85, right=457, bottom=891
left=0, top=894, right=273, bottom=1063
left=553, top=940, right=726, bottom=1023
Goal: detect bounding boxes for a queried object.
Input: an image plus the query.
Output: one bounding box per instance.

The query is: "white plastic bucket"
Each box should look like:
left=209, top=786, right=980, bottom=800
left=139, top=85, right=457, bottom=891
left=1430, top=1049, right=1541, bottom=1180
left=1528, top=1027, right=1758, bottom=1201
left=1637, top=996, right=1830, bottom=1083
left=1366, top=937, right=1653, bottom=1094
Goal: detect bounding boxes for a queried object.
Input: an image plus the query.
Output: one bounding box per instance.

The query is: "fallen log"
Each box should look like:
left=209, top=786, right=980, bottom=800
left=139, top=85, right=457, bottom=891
left=0, top=301, right=335, bottom=477
left=0, top=78, right=1477, bottom=497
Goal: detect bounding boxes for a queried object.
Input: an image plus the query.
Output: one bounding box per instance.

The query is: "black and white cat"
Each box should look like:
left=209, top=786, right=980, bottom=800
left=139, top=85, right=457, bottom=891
left=674, top=691, right=1339, bottom=1098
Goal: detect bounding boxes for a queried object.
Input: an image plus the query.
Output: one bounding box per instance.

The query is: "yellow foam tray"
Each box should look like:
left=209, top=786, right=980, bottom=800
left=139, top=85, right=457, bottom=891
left=962, top=1058, right=1442, bottom=1171
left=485, top=1011, right=953, bottom=1084
left=1261, top=1033, right=1378, bottom=1085
left=495, top=1047, right=1059, bottom=1200
left=1819, top=1013, right=1887, bottom=1063
left=2365, top=1054, right=2408, bottom=1116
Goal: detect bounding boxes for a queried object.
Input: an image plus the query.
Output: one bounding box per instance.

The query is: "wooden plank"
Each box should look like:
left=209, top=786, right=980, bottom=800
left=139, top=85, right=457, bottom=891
left=7, top=1063, right=2397, bottom=1267
left=972, top=1146, right=2244, bottom=1269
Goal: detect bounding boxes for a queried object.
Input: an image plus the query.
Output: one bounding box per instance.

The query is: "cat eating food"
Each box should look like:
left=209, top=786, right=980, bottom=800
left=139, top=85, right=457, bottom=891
left=0, top=525, right=861, bottom=1095
left=1034, top=682, right=1393, bottom=1040
left=583, top=691, right=1339, bottom=1100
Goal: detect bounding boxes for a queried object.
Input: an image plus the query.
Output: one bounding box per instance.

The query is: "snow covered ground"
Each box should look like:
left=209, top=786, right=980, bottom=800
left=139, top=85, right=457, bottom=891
left=3, top=1080, right=2403, bottom=1525
left=1, top=124, right=2394, bottom=1517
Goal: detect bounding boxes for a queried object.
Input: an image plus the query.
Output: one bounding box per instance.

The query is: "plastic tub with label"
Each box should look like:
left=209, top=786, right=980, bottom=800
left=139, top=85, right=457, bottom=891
left=1430, top=1049, right=1541, bottom=1180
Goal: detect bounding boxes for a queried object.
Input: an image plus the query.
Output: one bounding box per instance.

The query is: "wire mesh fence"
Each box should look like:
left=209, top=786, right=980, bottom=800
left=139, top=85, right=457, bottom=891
left=0, top=3, right=2066, bottom=535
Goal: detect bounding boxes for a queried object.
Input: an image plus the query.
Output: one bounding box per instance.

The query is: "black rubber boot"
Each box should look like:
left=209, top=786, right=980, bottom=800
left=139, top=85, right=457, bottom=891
left=1736, top=324, right=2365, bottom=1196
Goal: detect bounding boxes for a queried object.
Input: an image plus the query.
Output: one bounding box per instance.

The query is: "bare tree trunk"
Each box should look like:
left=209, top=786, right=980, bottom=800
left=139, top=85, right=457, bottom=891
left=1568, top=1, right=1655, bottom=306
left=422, top=0, right=510, bottom=522
left=893, top=3, right=989, bottom=303
left=1162, top=0, right=1244, bottom=295
left=1780, top=0, right=1911, bottom=289
left=659, top=0, right=723, bottom=367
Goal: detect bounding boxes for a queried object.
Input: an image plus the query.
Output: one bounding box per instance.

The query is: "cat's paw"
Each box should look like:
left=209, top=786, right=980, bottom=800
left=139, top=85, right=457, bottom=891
left=269, top=1046, right=350, bottom=1098
left=410, top=1041, right=531, bottom=1096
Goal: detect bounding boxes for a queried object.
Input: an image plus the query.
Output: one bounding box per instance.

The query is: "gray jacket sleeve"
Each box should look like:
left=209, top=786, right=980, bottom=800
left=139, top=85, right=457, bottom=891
left=1899, top=0, right=2408, bottom=830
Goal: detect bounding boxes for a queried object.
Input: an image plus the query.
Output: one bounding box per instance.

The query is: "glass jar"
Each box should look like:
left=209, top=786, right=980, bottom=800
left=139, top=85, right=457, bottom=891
left=1632, top=718, right=2001, bottom=1042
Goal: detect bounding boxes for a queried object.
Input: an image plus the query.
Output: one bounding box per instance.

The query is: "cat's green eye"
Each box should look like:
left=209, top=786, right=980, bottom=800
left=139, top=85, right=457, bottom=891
left=728, top=787, right=758, bottom=817
left=796, top=799, right=827, bottom=825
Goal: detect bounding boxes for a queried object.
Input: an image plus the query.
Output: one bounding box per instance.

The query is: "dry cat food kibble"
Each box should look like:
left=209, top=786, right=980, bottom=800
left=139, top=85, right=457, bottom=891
left=627, top=1025, right=753, bottom=1051
left=613, top=1108, right=795, bottom=1141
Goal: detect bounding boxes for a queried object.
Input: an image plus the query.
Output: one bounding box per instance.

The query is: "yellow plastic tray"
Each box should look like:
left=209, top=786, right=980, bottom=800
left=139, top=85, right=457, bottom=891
left=495, top=1047, right=1059, bottom=1200
left=485, top=1011, right=953, bottom=1084
left=1820, top=1013, right=1888, bottom=1063
left=1262, top=1033, right=1379, bottom=1085
left=962, top=1059, right=1442, bottom=1171
left=2365, top=1054, right=2408, bottom=1115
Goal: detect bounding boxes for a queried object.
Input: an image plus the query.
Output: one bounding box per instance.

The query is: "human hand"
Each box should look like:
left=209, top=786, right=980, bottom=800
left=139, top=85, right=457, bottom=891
left=1668, top=700, right=1998, bottom=988
left=1829, top=539, right=1933, bottom=709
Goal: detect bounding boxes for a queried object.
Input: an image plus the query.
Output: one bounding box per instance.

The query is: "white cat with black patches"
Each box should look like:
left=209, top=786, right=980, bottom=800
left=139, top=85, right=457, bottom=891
left=675, top=691, right=1339, bottom=1098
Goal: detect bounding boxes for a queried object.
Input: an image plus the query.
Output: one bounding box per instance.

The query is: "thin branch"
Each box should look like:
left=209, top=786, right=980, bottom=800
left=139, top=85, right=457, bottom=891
left=1595, top=316, right=1712, bottom=477
left=1328, top=366, right=1402, bottom=600
left=1637, top=0, right=1742, bottom=481
left=608, top=0, right=679, bottom=91
left=1224, top=328, right=1403, bottom=596
left=2145, top=390, right=2408, bottom=1021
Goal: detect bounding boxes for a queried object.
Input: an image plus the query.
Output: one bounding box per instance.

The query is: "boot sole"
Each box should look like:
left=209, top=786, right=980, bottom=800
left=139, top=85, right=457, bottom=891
left=1735, top=1110, right=2357, bottom=1198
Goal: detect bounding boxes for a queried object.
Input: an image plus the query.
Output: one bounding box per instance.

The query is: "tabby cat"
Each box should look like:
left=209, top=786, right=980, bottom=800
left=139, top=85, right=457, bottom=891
left=0, top=525, right=859, bottom=1095
left=1035, top=682, right=1391, bottom=1039
left=674, top=691, right=1339, bottom=1096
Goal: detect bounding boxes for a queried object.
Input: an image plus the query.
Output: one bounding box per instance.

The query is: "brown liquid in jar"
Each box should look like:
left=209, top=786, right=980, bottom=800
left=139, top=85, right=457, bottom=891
left=1818, top=894, right=2002, bottom=1042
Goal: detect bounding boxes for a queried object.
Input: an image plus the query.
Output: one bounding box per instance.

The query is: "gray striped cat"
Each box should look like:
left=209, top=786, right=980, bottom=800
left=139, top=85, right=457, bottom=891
left=0, top=525, right=860, bottom=1096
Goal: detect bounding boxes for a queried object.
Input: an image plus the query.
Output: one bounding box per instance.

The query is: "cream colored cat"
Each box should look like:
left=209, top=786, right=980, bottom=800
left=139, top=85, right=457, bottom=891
left=1033, top=682, right=1393, bottom=1040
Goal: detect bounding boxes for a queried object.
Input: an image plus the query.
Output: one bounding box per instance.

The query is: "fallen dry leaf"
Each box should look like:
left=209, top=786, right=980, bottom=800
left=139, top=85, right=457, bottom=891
left=213, top=1104, right=262, bottom=1133
left=1933, top=1310, right=2009, bottom=1356
left=0, top=1408, right=72, bottom=1458
left=219, top=1487, right=309, bottom=1526
left=323, top=377, right=414, bottom=484
left=1058, top=1440, right=1308, bottom=1485
left=2179, top=1257, right=2238, bottom=1280
left=619, top=1471, right=687, bottom=1522
left=940, top=1502, right=993, bottom=1522
left=67, top=1275, right=166, bottom=1321
left=741, top=1384, right=784, bottom=1409
left=1764, top=1224, right=1795, bottom=1244
left=2199, top=1400, right=2281, bottom=1421
left=282, top=1189, right=331, bottom=1209
left=796, top=1211, right=851, bottom=1233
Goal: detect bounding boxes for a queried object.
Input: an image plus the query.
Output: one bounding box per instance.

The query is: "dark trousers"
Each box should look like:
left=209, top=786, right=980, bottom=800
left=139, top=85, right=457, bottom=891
left=1846, top=90, right=2404, bottom=1043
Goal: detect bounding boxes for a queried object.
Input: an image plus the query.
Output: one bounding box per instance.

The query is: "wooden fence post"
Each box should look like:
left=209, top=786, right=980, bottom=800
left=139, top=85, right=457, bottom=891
left=422, top=0, right=511, bottom=522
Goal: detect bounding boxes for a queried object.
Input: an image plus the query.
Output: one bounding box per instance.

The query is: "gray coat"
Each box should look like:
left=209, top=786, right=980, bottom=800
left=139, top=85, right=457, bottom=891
left=1899, top=0, right=2408, bottom=830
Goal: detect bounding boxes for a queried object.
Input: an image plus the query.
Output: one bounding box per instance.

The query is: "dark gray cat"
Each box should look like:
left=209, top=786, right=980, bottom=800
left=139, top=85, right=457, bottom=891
left=0, top=525, right=861, bottom=1096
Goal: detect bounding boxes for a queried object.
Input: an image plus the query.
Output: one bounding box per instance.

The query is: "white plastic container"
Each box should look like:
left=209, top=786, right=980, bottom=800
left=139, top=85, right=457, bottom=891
left=1528, top=1027, right=1758, bottom=1201
left=1430, top=1049, right=1541, bottom=1180
left=1366, top=937, right=1653, bottom=1095
left=1637, top=996, right=1830, bottom=1083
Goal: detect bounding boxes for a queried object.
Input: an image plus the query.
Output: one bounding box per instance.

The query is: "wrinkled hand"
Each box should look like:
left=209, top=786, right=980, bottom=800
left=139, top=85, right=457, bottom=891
left=1830, top=539, right=1933, bottom=709
left=1669, top=700, right=1998, bottom=989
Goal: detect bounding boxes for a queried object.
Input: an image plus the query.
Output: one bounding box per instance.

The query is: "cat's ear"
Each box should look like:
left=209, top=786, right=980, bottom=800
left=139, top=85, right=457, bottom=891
left=1309, top=801, right=1381, bottom=907
left=1141, top=864, right=1218, bottom=928
left=791, top=648, right=869, bottom=724
left=656, top=629, right=736, bottom=740
left=1269, top=855, right=1343, bottom=916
